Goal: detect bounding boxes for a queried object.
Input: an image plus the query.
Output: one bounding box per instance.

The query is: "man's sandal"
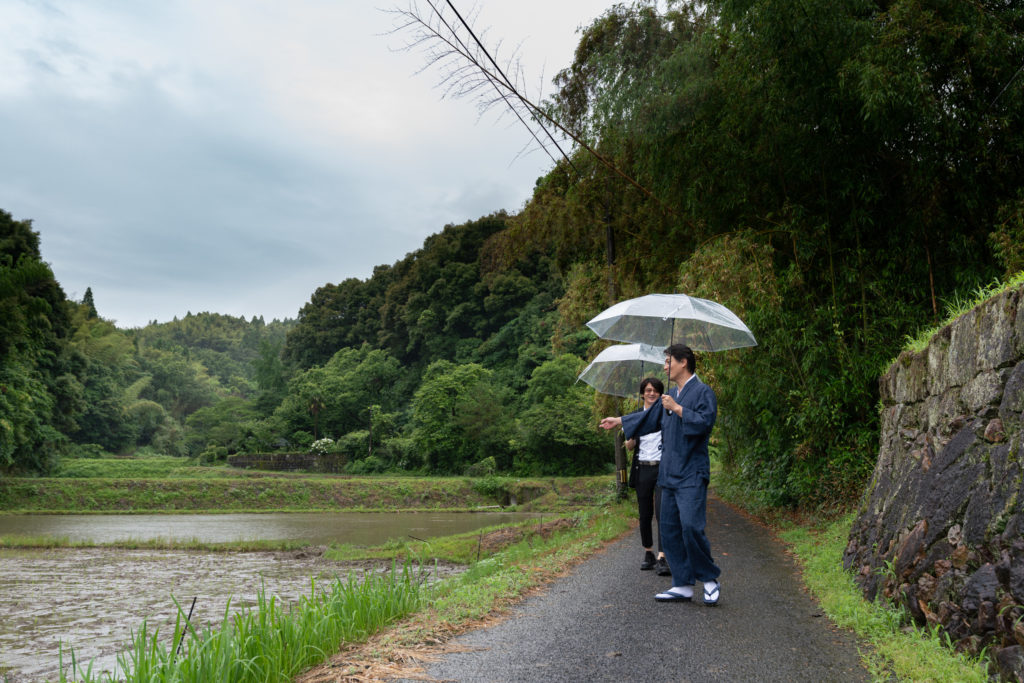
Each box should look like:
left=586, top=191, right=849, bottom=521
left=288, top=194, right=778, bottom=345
left=655, top=587, right=693, bottom=602
left=703, top=580, right=720, bottom=606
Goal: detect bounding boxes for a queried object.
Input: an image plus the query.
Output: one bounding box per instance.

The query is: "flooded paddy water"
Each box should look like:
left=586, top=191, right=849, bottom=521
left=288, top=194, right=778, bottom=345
left=0, top=511, right=533, bottom=682
left=0, top=510, right=534, bottom=546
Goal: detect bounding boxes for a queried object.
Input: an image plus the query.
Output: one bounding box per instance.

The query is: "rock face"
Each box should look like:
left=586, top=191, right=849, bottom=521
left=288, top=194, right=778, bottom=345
left=844, top=284, right=1024, bottom=681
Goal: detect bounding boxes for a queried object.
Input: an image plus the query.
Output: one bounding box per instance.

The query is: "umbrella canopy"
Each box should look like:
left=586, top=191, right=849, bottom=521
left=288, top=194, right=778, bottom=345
left=576, top=343, right=666, bottom=398
left=586, top=293, right=757, bottom=351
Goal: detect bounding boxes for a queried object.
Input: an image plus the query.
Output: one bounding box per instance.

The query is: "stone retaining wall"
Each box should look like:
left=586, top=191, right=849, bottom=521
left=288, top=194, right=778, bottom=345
left=844, top=284, right=1024, bottom=681
left=227, top=452, right=346, bottom=473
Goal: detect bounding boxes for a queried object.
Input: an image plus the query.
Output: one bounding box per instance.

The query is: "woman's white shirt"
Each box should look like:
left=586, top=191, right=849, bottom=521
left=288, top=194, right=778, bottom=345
left=637, top=431, right=662, bottom=462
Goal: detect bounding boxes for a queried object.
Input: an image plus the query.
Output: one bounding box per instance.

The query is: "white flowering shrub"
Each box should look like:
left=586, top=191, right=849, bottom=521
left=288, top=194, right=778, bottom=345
left=310, top=438, right=334, bottom=456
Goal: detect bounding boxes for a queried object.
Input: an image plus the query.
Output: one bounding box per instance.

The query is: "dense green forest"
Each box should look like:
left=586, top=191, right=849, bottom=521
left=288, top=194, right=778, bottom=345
left=3, top=0, right=1023, bottom=508
left=0, top=209, right=604, bottom=478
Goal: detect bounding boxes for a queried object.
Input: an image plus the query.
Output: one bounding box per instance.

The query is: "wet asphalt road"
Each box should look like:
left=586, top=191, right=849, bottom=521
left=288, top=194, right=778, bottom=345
left=407, top=495, right=870, bottom=683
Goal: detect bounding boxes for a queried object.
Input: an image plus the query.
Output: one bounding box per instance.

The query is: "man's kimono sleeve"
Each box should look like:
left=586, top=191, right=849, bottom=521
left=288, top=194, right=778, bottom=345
left=620, top=403, right=663, bottom=441
left=679, top=382, right=717, bottom=437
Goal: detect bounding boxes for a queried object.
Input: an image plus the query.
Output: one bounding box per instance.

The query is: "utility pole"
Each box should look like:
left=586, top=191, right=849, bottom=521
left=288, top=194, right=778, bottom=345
left=605, top=195, right=627, bottom=499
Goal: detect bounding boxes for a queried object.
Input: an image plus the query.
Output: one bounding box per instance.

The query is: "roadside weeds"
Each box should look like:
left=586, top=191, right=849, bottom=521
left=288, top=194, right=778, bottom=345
left=295, top=505, right=635, bottom=682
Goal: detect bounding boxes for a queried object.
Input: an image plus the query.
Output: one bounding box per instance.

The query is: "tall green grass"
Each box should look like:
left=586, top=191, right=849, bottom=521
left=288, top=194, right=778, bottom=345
left=902, top=271, right=1024, bottom=354
left=59, top=565, right=423, bottom=683
left=1, top=473, right=609, bottom=513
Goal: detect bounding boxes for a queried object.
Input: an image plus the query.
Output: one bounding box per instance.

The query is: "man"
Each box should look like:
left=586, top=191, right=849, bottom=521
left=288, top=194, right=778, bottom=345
left=599, top=343, right=720, bottom=604
left=652, top=343, right=720, bottom=605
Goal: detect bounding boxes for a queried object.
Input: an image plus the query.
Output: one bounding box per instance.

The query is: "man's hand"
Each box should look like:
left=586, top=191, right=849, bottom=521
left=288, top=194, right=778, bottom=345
left=661, top=394, right=681, bottom=416
left=599, top=416, right=622, bottom=430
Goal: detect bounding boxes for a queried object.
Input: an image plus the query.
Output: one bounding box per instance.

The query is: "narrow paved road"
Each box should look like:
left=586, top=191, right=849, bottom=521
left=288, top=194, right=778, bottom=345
left=408, top=495, right=870, bottom=682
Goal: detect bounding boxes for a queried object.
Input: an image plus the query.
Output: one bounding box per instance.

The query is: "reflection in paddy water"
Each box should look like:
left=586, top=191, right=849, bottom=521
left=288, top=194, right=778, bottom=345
left=0, top=510, right=540, bottom=545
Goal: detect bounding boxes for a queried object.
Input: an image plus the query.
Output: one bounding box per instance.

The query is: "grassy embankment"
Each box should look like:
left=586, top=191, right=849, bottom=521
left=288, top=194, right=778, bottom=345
left=0, top=456, right=608, bottom=518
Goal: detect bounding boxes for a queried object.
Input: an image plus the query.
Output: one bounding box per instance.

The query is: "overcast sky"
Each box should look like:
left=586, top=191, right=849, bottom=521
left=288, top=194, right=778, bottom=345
left=0, top=0, right=622, bottom=328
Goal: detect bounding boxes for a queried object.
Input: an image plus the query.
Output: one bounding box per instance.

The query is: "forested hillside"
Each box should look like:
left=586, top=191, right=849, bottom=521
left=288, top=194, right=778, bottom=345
left=2, top=206, right=295, bottom=467
left=3, top=0, right=1023, bottom=509
left=0, top=207, right=604, bottom=478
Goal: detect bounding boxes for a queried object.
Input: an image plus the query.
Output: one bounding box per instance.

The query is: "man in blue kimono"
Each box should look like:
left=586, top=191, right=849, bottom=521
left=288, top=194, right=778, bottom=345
left=603, top=344, right=721, bottom=605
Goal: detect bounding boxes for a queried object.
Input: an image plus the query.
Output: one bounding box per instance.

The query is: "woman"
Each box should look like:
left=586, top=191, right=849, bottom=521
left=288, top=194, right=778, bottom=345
left=600, top=377, right=669, bottom=575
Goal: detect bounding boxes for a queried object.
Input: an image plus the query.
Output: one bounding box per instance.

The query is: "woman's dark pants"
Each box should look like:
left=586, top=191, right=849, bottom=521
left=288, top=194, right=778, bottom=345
left=635, top=463, right=661, bottom=552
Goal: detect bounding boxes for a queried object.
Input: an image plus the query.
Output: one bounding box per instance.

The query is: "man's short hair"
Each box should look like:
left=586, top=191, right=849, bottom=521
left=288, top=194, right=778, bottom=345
left=664, top=343, right=697, bottom=373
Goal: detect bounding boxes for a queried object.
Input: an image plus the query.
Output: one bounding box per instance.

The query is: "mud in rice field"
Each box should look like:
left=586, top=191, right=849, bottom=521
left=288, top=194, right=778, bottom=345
left=0, top=548, right=460, bottom=682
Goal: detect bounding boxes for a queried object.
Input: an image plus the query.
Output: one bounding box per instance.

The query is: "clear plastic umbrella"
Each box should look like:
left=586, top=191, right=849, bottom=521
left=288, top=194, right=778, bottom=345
left=576, top=343, right=666, bottom=398
left=586, top=293, right=757, bottom=351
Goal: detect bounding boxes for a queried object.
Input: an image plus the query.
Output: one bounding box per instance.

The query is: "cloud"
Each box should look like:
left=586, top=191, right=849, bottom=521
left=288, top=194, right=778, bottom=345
left=0, top=0, right=620, bottom=328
